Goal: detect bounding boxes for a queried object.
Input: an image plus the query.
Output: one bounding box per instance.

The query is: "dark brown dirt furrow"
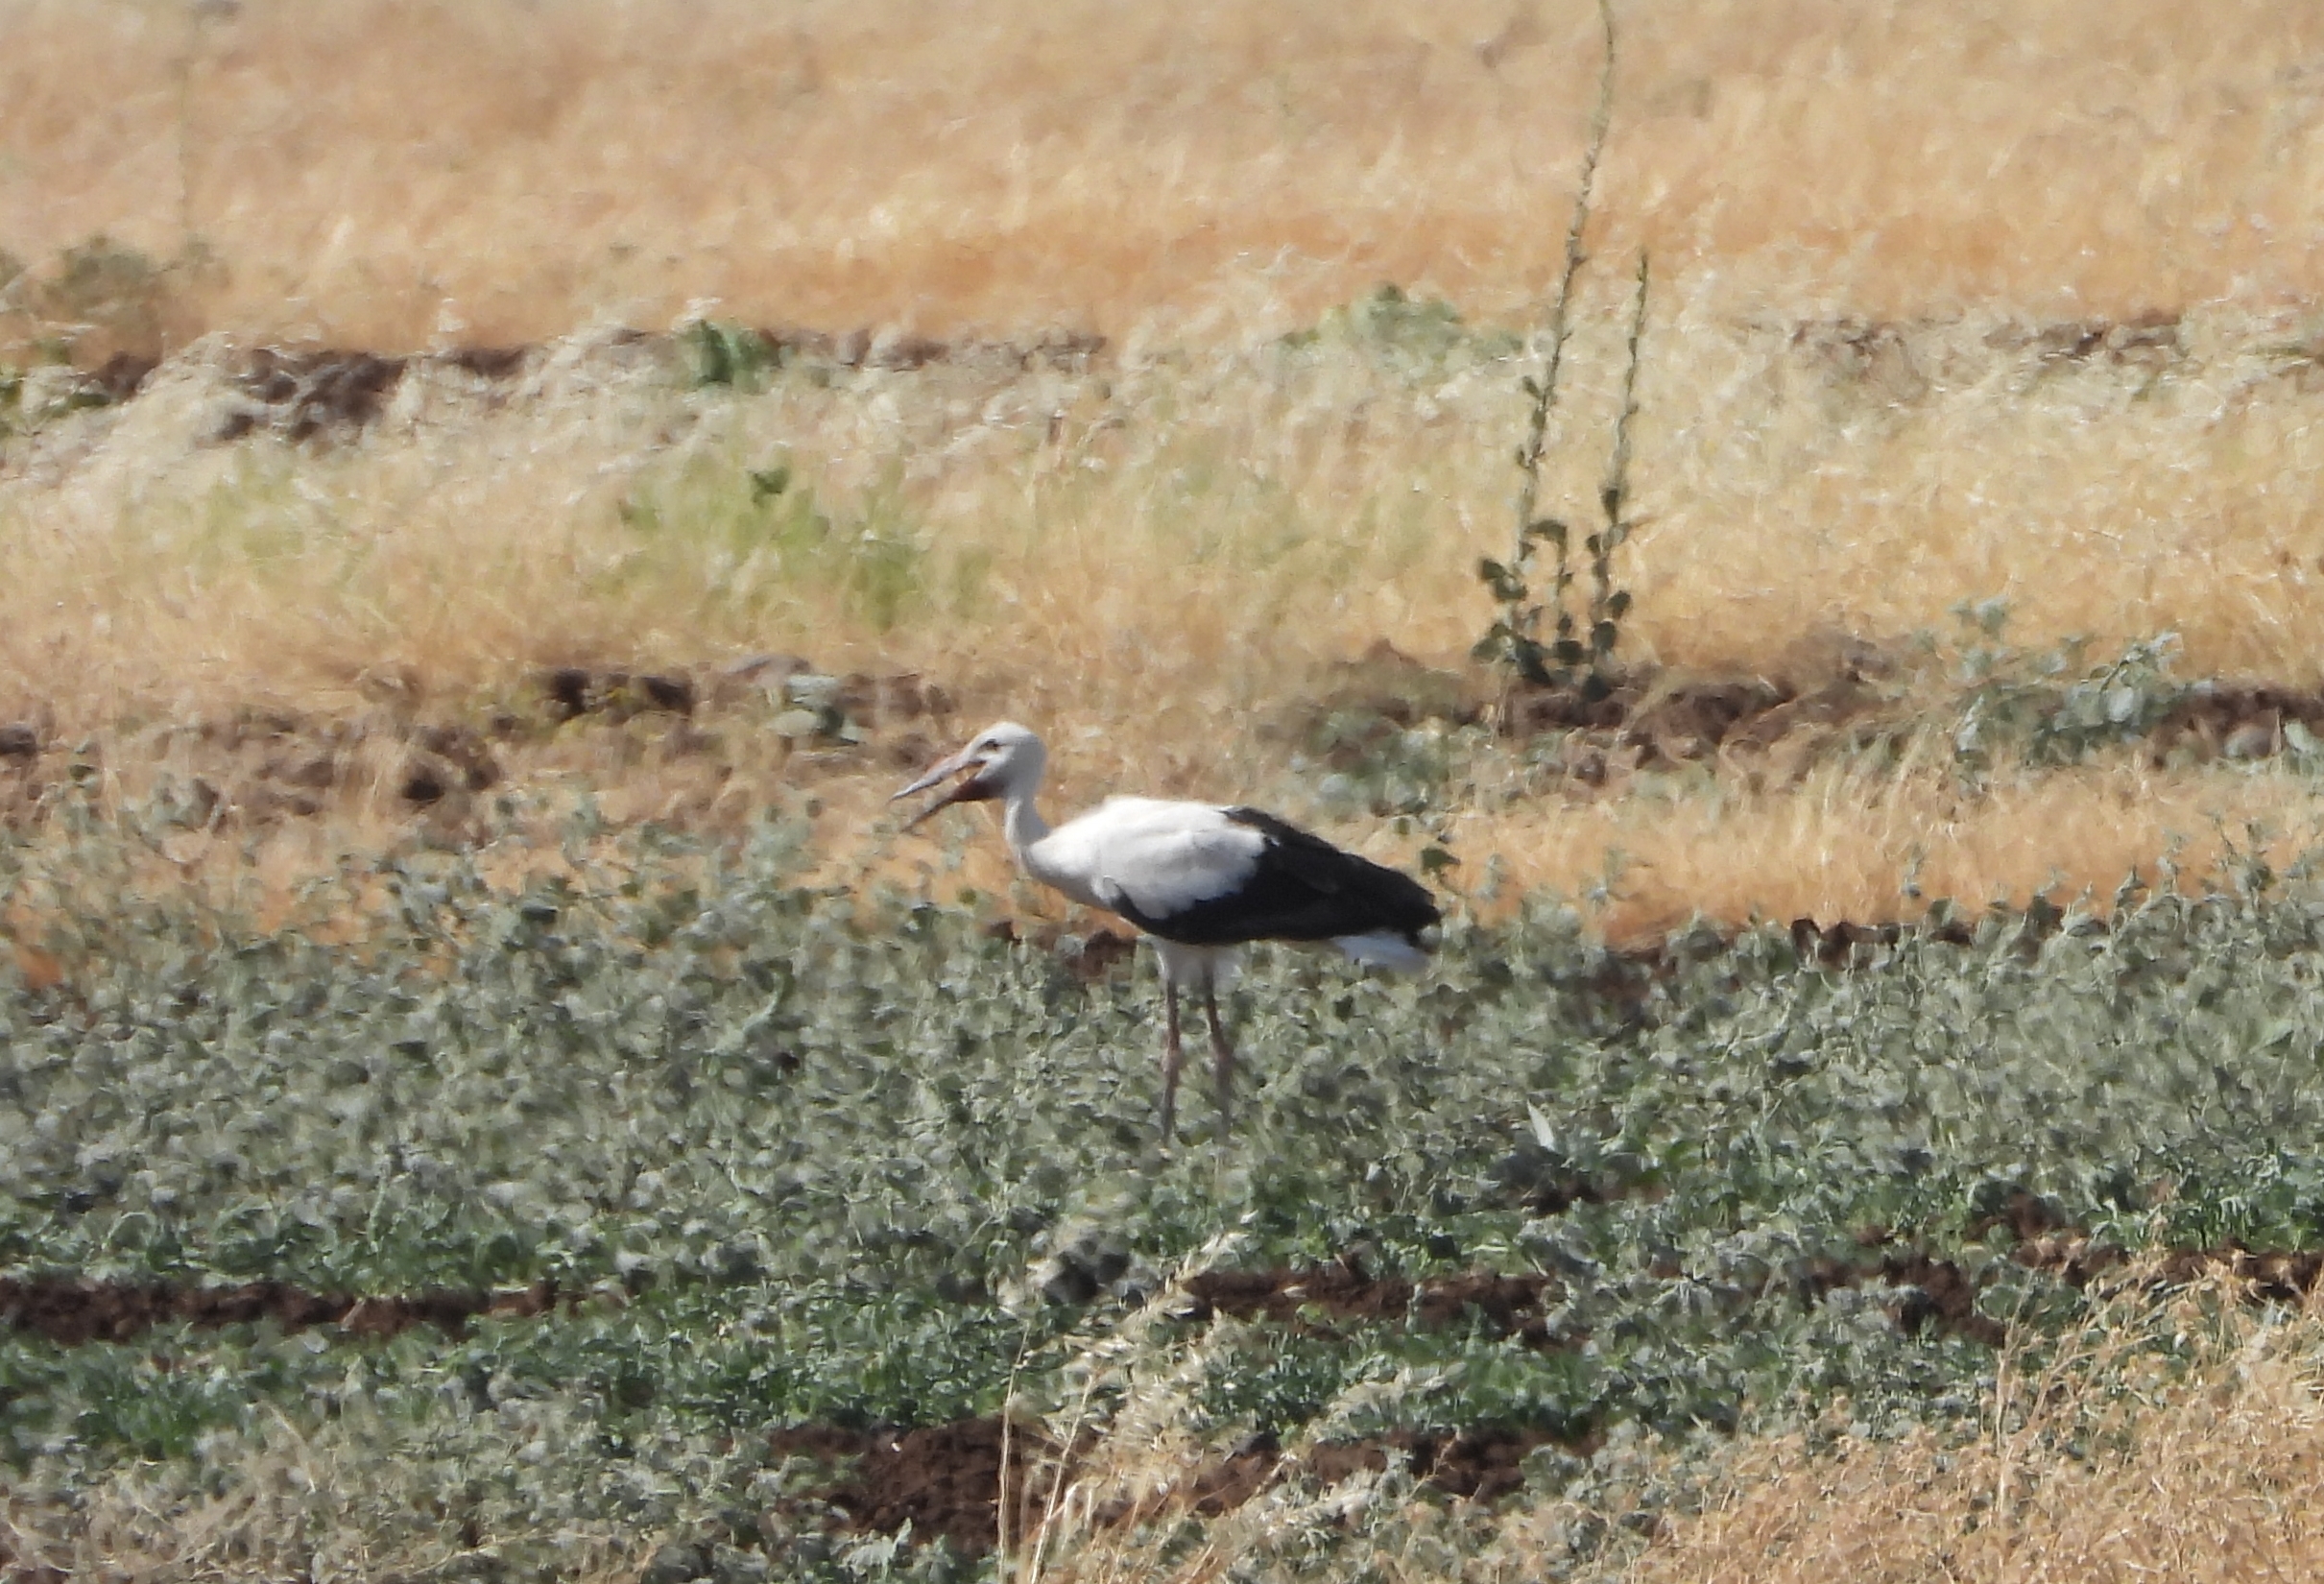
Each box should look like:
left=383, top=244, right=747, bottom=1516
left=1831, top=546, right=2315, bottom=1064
left=773, top=1417, right=1583, bottom=1555
left=2012, top=1236, right=2324, bottom=1301
left=0, top=1276, right=562, bottom=1346
left=774, top=1418, right=1080, bottom=1555
left=1175, top=1254, right=2005, bottom=1347
left=1179, top=1263, right=1559, bottom=1332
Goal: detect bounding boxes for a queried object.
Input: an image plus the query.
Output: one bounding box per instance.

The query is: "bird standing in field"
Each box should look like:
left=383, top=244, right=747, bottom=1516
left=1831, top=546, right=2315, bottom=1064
left=893, top=722, right=1441, bottom=1137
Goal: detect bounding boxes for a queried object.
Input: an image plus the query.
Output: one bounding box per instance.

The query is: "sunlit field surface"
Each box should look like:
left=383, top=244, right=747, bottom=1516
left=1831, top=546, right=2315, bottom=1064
left=7, top=0, right=2324, bottom=344
left=11, top=2, right=2324, bottom=1578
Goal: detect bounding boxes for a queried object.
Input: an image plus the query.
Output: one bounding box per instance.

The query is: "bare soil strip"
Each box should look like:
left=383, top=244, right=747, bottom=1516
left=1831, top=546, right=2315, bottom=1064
left=1186, top=1256, right=2005, bottom=1350
left=9, top=1223, right=2285, bottom=1357
left=9, top=609, right=2320, bottom=836
left=21, top=328, right=1104, bottom=444
left=0, top=1275, right=566, bottom=1347
left=769, top=1415, right=1575, bottom=1554
left=1993, top=1191, right=2324, bottom=1302
left=1182, top=1263, right=1559, bottom=1333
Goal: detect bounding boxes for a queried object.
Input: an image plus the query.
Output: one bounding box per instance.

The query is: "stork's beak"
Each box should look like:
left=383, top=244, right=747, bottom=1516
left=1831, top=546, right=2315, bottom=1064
left=891, top=745, right=991, bottom=831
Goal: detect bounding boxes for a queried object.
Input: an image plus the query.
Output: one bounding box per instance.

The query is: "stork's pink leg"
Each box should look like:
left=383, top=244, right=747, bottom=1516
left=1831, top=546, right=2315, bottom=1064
left=1160, top=983, right=1185, bottom=1140
left=1202, top=984, right=1236, bottom=1128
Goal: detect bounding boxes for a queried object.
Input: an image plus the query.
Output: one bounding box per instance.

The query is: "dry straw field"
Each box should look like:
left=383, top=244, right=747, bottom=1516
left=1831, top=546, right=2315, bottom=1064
left=12, top=1, right=2324, bottom=1578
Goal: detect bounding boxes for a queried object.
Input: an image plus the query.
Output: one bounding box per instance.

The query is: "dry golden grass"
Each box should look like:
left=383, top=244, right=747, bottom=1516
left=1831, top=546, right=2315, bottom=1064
left=13, top=294, right=2324, bottom=722
left=7, top=311, right=2324, bottom=933
left=1622, top=1286, right=2324, bottom=1584
left=0, top=1412, right=653, bottom=1584
left=1463, top=759, right=2324, bottom=938
left=15, top=740, right=2312, bottom=957
left=4, top=0, right=2324, bottom=350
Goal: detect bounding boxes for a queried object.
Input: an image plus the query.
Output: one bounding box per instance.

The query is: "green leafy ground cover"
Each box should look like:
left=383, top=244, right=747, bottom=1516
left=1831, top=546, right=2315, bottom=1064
left=8, top=813, right=2324, bottom=1578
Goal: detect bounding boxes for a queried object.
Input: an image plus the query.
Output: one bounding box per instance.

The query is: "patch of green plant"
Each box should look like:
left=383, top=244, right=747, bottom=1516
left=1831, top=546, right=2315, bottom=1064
left=1944, top=602, right=2193, bottom=773
left=613, top=452, right=924, bottom=630
left=1304, top=714, right=1490, bottom=819
left=17, top=234, right=178, bottom=364
left=1281, top=283, right=1519, bottom=372
left=0, top=357, right=120, bottom=441
left=678, top=318, right=782, bottom=391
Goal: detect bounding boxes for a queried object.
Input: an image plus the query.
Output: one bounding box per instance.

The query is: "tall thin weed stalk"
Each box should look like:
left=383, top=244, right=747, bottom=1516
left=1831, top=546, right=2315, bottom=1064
left=1586, top=251, right=1650, bottom=684
left=1476, top=0, right=1655, bottom=710
left=1475, top=0, right=1618, bottom=701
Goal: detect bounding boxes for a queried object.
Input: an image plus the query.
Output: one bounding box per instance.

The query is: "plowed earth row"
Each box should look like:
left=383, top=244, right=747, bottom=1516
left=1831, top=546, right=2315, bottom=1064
left=0, top=1274, right=570, bottom=1346
left=12, top=1219, right=2303, bottom=1356
left=769, top=1415, right=1572, bottom=1554
left=0, top=1253, right=1996, bottom=1354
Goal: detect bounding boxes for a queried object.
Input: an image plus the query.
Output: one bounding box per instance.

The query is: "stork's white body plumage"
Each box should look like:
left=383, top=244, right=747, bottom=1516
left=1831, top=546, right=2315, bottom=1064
left=1023, top=797, right=1429, bottom=972
left=895, top=722, right=1441, bottom=1136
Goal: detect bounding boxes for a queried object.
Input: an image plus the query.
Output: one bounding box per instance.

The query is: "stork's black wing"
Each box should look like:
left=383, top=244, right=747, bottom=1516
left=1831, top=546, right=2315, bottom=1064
left=1114, top=806, right=1440, bottom=948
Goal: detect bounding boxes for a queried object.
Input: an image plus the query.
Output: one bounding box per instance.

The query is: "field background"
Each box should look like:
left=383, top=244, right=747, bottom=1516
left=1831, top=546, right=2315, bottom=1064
left=5, top=0, right=2324, bottom=928
left=12, top=1, right=2324, bottom=1579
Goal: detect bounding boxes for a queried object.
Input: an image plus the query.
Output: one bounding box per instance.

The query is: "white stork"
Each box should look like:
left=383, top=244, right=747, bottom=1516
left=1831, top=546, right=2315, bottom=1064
left=892, top=722, right=1441, bottom=1137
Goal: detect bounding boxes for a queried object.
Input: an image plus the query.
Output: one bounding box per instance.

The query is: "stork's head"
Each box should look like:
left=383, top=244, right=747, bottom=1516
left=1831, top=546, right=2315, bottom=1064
left=892, top=721, right=1046, bottom=830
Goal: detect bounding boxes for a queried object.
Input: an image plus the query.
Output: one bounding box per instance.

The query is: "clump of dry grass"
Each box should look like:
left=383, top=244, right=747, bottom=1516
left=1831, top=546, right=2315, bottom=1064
left=0, top=1402, right=688, bottom=1584
left=1459, top=757, right=2324, bottom=939
left=1623, top=1284, right=2324, bottom=1583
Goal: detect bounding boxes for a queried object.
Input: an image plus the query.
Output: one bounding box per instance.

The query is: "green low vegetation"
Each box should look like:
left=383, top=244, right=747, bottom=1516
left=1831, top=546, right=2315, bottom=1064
left=7, top=801, right=2324, bottom=1577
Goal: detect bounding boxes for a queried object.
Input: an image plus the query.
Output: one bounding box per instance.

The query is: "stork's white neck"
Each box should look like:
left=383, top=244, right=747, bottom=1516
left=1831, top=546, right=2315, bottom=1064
left=1000, top=783, right=1051, bottom=860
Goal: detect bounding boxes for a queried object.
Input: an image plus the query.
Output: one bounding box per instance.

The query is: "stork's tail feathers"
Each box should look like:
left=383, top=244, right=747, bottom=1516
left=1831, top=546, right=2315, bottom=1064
left=1331, top=929, right=1434, bottom=973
